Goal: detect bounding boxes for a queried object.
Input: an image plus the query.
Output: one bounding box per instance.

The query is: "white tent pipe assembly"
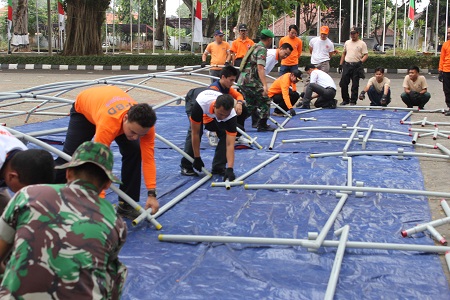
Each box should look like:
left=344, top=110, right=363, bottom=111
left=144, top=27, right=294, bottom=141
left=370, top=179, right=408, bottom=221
left=310, top=150, right=448, bottom=160
left=362, top=124, right=373, bottom=149
left=401, top=217, right=450, bottom=237
left=244, top=183, right=450, bottom=198
left=158, top=234, right=450, bottom=253
left=441, top=199, right=450, bottom=217
left=426, top=224, right=447, bottom=245
left=400, top=110, right=413, bottom=124
left=282, top=137, right=436, bottom=149
left=236, top=127, right=263, bottom=150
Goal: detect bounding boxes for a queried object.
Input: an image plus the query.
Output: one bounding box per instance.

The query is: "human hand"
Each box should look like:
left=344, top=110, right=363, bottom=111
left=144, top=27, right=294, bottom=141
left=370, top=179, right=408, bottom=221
left=439, top=71, right=444, bottom=83
left=224, top=61, right=230, bottom=67
left=145, top=196, right=159, bottom=215
left=409, top=91, right=419, bottom=99
left=193, top=157, right=205, bottom=172
left=289, top=108, right=296, bottom=116
left=380, top=95, right=387, bottom=106
left=358, top=91, right=365, bottom=100
left=262, top=86, right=268, bottom=97
left=235, top=102, right=243, bottom=115
left=338, top=65, right=343, bottom=74
left=201, top=61, right=207, bottom=68
left=223, top=168, right=235, bottom=181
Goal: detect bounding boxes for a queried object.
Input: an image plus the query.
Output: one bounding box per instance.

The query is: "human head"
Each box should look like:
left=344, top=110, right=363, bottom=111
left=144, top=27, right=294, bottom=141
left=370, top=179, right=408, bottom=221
left=238, top=24, right=248, bottom=39
left=214, top=30, right=224, bottom=43
left=304, top=64, right=317, bottom=75
left=279, top=43, right=293, bottom=59
left=288, top=24, right=299, bottom=38
left=260, top=29, right=275, bottom=47
left=55, top=141, right=122, bottom=190
left=2, top=149, right=55, bottom=193
left=350, top=26, right=360, bottom=41
left=123, top=103, right=156, bottom=141
left=408, top=65, right=420, bottom=81
left=214, top=94, right=234, bottom=120
left=290, top=69, right=303, bottom=83
left=374, top=67, right=385, bottom=82
left=320, top=26, right=329, bottom=40
left=219, top=66, right=239, bottom=89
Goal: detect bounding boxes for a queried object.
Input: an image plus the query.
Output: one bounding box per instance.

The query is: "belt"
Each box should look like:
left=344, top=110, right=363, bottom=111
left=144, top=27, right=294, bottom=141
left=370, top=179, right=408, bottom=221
left=345, top=61, right=361, bottom=65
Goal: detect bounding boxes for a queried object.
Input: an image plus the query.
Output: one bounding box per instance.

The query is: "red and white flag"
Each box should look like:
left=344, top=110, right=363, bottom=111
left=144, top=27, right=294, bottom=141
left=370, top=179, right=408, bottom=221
left=58, top=0, right=65, bottom=32
left=408, top=0, right=415, bottom=21
left=193, top=0, right=202, bottom=42
left=7, top=0, right=12, bottom=41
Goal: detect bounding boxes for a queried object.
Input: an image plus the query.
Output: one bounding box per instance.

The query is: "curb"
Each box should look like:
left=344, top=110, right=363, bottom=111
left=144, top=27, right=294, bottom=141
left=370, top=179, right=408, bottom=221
left=0, top=64, right=440, bottom=74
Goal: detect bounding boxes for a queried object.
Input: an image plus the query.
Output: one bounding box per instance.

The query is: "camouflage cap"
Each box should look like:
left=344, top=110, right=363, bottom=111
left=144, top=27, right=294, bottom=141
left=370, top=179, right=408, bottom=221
left=55, top=141, right=122, bottom=184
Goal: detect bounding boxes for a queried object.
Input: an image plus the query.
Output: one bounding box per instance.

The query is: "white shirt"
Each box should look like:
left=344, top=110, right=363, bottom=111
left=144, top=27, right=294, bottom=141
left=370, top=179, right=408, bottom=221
left=309, top=37, right=335, bottom=64
left=310, top=69, right=336, bottom=89
left=265, top=49, right=278, bottom=75
left=0, top=126, right=27, bottom=169
left=196, top=90, right=236, bottom=122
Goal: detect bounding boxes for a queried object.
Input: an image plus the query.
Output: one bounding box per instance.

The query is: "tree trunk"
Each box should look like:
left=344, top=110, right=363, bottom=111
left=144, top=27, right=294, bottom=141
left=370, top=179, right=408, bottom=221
left=236, top=0, right=263, bottom=39
left=155, top=0, right=165, bottom=41
left=63, top=0, right=110, bottom=56
left=11, top=0, right=29, bottom=48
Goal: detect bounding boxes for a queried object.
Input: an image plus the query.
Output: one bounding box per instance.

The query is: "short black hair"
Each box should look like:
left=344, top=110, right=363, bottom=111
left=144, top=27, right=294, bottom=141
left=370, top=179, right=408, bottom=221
left=260, top=34, right=272, bottom=41
left=215, top=94, right=234, bottom=111
left=304, top=64, right=316, bottom=71
left=408, top=65, right=420, bottom=73
left=127, top=103, right=157, bottom=128
left=71, top=163, right=110, bottom=188
left=374, top=67, right=385, bottom=73
left=220, top=65, right=238, bottom=78
left=10, top=149, right=55, bottom=186
left=280, top=43, right=293, bottom=51
left=288, top=24, right=299, bottom=33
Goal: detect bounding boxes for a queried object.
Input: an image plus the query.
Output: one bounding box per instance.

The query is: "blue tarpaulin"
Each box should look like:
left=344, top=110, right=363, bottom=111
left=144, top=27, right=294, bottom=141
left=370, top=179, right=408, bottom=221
left=15, top=107, right=450, bottom=299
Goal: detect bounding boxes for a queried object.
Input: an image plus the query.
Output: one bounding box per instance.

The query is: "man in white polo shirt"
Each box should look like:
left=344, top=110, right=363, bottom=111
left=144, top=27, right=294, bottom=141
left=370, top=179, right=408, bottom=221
left=309, top=26, right=336, bottom=73
left=299, top=64, right=337, bottom=109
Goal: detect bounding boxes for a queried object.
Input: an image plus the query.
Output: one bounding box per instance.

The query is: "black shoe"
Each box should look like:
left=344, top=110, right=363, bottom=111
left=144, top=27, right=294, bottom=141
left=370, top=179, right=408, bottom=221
left=445, top=110, right=450, bottom=116
left=117, top=204, right=142, bottom=220
left=257, top=124, right=276, bottom=132
left=418, top=106, right=424, bottom=110
left=299, top=104, right=310, bottom=109
left=181, top=167, right=198, bottom=176
left=340, top=101, right=349, bottom=106
left=349, top=102, right=356, bottom=106
left=211, top=168, right=225, bottom=176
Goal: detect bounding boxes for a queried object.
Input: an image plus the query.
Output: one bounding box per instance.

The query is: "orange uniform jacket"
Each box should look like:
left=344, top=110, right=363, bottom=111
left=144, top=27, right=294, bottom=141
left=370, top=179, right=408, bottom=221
left=268, top=73, right=297, bottom=110
left=74, top=86, right=156, bottom=189
left=439, top=40, right=450, bottom=72
left=279, top=36, right=303, bottom=66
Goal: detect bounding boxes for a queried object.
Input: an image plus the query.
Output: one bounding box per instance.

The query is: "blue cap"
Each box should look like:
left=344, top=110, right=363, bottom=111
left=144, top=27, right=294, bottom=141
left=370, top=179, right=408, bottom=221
left=214, top=30, right=224, bottom=36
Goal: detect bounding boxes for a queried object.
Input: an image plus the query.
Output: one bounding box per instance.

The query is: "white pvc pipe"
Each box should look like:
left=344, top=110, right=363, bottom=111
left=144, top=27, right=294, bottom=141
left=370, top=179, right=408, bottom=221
left=236, top=127, right=263, bottom=150
left=133, top=174, right=212, bottom=226
left=441, top=199, right=450, bottom=217
left=310, top=150, right=448, bottom=160
left=158, top=234, right=450, bottom=253
left=446, top=251, right=450, bottom=272
left=400, top=110, right=413, bottom=124
left=426, top=224, right=447, bottom=245
left=324, top=225, right=350, bottom=300
left=269, top=129, right=279, bottom=150
left=211, top=154, right=280, bottom=188
left=283, top=137, right=435, bottom=149
left=411, top=132, right=419, bottom=144
left=244, top=184, right=450, bottom=199
left=362, top=124, right=373, bottom=149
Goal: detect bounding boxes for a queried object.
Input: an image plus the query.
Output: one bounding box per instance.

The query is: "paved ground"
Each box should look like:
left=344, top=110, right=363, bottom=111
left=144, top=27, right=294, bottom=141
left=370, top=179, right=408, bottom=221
left=0, top=68, right=449, bottom=283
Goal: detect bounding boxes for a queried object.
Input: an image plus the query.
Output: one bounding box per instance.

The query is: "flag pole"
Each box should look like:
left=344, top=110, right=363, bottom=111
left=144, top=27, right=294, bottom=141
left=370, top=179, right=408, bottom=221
left=423, top=4, right=428, bottom=52
left=435, top=0, right=439, bottom=56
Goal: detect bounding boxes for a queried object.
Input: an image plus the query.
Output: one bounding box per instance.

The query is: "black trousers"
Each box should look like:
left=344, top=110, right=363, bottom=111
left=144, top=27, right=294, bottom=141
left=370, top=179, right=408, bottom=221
left=272, top=90, right=300, bottom=112
left=339, top=62, right=362, bottom=103
left=443, top=72, right=450, bottom=108
left=55, top=105, right=142, bottom=203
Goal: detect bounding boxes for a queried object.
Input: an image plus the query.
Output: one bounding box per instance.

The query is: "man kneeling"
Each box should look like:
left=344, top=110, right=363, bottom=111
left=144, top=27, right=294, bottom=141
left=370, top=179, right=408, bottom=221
left=299, top=64, right=337, bottom=109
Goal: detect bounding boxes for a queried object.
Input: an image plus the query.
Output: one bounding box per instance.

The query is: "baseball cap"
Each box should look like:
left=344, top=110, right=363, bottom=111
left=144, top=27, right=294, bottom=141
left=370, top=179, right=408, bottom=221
left=214, top=30, right=224, bottom=36
left=350, top=26, right=360, bottom=34
left=55, top=141, right=122, bottom=184
left=260, top=29, right=275, bottom=38
left=238, top=24, right=248, bottom=31
left=292, top=69, right=303, bottom=81
left=320, top=26, right=329, bottom=35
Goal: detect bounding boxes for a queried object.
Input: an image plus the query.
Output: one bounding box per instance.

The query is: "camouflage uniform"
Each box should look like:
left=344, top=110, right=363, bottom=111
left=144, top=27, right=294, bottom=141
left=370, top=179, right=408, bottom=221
left=0, top=179, right=127, bottom=299
left=237, top=41, right=271, bottom=119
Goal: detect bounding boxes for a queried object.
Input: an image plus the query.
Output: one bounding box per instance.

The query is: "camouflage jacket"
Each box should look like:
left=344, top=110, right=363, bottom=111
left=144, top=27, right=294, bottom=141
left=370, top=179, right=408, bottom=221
left=0, top=180, right=127, bottom=300
left=237, top=41, right=267, bottom=87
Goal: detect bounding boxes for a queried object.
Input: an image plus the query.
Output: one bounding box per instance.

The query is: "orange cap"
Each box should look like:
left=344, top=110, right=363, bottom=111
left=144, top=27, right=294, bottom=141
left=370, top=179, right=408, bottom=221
left=320, top=26, right=329, bottom=35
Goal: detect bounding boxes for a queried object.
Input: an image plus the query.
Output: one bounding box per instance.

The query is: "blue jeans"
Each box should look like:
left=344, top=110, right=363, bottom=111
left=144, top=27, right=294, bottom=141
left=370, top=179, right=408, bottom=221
left=279, top=65, right=298, bottom=76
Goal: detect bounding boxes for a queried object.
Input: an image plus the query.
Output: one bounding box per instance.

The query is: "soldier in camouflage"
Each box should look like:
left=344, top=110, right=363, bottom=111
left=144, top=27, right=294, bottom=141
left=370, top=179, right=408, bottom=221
left=237, top=29, right=276, bottom=132
left=0, top=141, right=127, bottom=299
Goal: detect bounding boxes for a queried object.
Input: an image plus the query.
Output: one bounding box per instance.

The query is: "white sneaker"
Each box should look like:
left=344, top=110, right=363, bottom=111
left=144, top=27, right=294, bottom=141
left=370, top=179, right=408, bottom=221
left=236, top=136, right=252, bottom=145
left=206, top=131, right=218, bottom=147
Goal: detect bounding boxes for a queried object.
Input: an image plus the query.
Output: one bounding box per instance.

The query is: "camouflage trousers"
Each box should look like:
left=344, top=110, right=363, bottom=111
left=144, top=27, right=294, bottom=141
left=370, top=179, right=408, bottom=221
left=237, top=84, right=271, bottom=119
